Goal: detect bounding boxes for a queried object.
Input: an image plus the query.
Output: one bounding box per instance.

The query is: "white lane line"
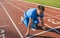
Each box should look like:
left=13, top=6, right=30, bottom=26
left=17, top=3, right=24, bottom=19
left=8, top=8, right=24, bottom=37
left=0, top=1, right=24, bottom=38
left=3, top=34, right=5, bottom=38
left=5, top=1, right=60, bottom=36
left=0, top=25, right=8, bottom=27
left=0, top=30, right=5, bottom=33
left=7, top=1, right=24, bottom=12
left=0, top=34, right=5, bottom=38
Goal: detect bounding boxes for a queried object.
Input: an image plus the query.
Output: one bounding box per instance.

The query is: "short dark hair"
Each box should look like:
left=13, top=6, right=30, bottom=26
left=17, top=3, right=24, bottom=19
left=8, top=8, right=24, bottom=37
left=38, top=5, right=45, bottom=11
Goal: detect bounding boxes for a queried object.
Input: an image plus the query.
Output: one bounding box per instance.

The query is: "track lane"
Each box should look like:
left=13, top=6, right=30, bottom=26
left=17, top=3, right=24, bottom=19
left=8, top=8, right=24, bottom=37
left=12, top=1, right=60, bottom=18
left=9, top=1, right=60, bottom=27
left=5, top=1, right=60, bottom=38
left=0, top=1, right=22, bottom=38
left=10, top=1, right=60, bottom=18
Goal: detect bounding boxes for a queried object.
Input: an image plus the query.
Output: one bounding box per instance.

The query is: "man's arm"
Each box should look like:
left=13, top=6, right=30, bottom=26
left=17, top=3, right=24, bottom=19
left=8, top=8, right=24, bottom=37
left=40, top=18, right=46, bottom=30
left=40, top=18, right=44, bottom=27
left=25, top=18, right=33, bottom=36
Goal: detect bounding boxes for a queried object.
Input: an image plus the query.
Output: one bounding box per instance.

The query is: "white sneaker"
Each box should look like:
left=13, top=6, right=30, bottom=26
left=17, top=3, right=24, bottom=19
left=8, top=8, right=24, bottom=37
left=31, top=28, right=36, bottom=31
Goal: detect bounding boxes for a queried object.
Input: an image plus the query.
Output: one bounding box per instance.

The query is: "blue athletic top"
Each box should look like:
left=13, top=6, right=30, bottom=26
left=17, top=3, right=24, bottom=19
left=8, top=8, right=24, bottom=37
left=24, top=8, right=44, bottom=18
left=23, top=8, right=44, bottom=26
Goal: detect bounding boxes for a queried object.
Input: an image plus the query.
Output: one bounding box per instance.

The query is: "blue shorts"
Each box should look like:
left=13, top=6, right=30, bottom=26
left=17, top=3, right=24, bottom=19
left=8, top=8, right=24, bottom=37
left=22, top=17, right=39, bottom=28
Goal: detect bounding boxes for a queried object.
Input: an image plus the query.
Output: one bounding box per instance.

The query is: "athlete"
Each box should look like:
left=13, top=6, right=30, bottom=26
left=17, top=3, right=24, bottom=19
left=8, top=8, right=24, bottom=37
left=21, top=5, right=45, bottom=36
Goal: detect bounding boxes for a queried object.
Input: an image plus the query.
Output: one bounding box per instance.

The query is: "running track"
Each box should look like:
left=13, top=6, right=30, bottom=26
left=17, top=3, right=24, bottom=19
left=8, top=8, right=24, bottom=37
left=0, top=0, right=60, bottom=38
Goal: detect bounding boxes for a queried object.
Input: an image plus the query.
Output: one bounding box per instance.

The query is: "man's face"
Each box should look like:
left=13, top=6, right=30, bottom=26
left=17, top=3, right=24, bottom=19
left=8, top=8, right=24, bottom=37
left=37, top=9, right=42, bottom=15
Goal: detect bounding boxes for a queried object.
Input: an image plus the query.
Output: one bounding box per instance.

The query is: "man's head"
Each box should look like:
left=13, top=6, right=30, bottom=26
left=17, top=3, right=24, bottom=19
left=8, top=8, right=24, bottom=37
left=37, top=5, right=45, bottom=15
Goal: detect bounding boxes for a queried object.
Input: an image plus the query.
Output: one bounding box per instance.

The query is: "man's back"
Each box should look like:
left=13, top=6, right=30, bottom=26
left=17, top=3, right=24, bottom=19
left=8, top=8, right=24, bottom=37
left=25, top=8, right=37, bottom=18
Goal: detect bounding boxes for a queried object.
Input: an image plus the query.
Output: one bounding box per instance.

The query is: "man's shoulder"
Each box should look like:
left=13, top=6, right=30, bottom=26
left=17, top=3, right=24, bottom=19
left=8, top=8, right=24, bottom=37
left=25, top=8, right=37, bottom=15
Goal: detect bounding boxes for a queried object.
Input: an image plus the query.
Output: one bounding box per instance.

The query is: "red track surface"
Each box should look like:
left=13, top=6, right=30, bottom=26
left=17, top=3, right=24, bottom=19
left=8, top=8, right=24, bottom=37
left=0, top=0, right=60, bottom=38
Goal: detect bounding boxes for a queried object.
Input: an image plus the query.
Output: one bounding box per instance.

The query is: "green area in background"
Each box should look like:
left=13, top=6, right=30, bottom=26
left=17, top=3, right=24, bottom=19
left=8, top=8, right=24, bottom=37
left=25, top=0, right=60, bottom=8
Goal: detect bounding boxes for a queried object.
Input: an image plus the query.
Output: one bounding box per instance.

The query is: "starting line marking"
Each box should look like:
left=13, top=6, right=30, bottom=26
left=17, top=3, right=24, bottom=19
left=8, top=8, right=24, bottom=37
left=47, top=18, right=60, bottom=25
left=0, top=29, right=5, bottom=38
left=0, top=25, right=8, bottom=27
left=44, top=17, right=60, bottom=25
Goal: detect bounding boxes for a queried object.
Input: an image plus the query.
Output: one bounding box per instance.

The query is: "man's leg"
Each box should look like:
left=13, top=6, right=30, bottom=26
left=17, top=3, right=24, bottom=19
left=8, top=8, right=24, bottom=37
left=21, top=16, right=29, bottom=27
left=21, top=16, right=30, bottom=36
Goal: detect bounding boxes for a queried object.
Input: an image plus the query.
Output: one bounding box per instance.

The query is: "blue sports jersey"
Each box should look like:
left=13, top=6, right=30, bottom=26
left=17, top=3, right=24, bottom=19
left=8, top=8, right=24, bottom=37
left=23, top=8, right=44, bottom=27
